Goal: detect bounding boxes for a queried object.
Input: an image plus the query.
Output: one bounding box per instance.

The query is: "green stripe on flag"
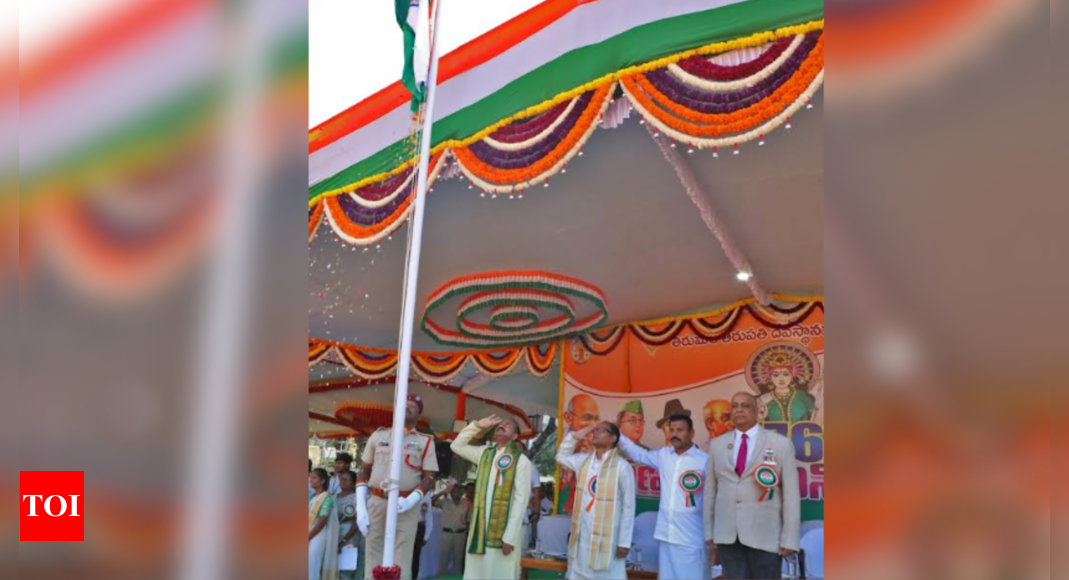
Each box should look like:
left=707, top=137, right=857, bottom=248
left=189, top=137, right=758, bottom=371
left=395, top=0, right=424, bottom=110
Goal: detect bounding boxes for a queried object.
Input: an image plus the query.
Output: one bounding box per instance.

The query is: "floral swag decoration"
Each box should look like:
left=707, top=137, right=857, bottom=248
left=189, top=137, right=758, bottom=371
left=309, top=21, right=825, bottom=246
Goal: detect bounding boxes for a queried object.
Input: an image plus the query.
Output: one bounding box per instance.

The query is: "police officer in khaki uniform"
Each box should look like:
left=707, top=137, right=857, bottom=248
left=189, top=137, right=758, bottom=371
left=433, top=479, right=468, bottom=576
left=356, top=394, right=438, bottom=580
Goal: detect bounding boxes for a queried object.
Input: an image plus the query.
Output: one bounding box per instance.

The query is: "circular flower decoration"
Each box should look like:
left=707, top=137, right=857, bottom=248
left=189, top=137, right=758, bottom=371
left=421, top=271, right=608, bottom=348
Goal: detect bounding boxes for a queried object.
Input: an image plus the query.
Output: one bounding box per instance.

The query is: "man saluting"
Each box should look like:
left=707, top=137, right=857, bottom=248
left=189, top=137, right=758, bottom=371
left=556, top=421, right=636, bottom=580
left=450, top=415, right=532, bottom=580
left=618, top=410, right=710, bottom=580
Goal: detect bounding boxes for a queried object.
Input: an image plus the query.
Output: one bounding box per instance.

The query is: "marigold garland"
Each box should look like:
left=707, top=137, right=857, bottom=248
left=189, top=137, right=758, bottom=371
left=673, top=36, right=795, bottom=83
left=308, top=201, right=323, bottom=243
left=621, top=33, right=822, bottom=134
left=452, top=83, right=614, bottom=192
left=320, top=152, right=445, bottom=246
left=308, top=19, right=824, bottom=209
left=308, top=339, right=332, bottom=366
left=577, top=297, right=822, bottom=354
left=310, top=339, right=560, bottom=382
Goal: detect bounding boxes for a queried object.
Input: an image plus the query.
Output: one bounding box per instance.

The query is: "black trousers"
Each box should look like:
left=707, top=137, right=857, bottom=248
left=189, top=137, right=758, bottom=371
left=412, top=522, right=426, bottom=579
left=717, top=540, right=782, bottom=579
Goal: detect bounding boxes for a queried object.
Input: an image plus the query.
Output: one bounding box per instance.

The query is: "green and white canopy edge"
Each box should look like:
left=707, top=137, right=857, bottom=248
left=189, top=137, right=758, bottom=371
left=309, top=0, right=824, bottom=199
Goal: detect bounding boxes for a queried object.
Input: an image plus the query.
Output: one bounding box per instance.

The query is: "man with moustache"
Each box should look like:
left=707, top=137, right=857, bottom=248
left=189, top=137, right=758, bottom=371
left=704, top=392, right=800, bottom=579
left=356, top=394, right=438, bottom=580
left=619, top=410, right=710, bottom=580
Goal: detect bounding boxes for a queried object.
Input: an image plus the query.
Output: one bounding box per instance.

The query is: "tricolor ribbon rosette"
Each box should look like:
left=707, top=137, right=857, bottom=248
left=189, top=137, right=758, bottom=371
left=753, top=464, right=780, bottom=501
left=496, top=452, right=515, bottom=486
left=585, top=475, right=599, bottom=512
left=678, top=470, right=704, bottom=507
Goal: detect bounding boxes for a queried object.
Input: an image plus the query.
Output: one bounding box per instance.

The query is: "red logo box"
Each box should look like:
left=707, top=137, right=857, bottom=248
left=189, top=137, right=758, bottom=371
left=20, top=471, right=84, bottom=541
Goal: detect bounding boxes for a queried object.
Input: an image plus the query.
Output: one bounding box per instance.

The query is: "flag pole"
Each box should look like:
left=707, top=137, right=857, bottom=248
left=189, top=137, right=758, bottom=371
left=381, top=0, right=443, bottom=572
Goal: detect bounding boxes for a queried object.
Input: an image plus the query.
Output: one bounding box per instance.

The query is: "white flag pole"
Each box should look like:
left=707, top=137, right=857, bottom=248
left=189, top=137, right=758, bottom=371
left=381, top=0, right=443, bottom=570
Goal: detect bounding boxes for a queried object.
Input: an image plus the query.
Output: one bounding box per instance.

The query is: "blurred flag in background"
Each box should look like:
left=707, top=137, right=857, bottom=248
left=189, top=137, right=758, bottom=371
left=15, top=1, right=308, bottom=579
left=826, top=0, right=1052, bottom=579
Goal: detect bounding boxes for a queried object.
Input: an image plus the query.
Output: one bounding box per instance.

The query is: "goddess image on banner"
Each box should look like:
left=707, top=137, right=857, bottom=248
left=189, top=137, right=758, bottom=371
left=557, top=300, right=824, bottom=521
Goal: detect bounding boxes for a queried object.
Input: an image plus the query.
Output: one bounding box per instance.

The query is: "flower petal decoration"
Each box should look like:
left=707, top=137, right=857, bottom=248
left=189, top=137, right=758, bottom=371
left=309, top=339, right=559, bottom=381
left=451, top=83, right=615, bottom=194
left=620, top=30, right=824, bottom=149
left=320, top=151, right=446, bottom=246
left=421, top=271, right=608, bottom=348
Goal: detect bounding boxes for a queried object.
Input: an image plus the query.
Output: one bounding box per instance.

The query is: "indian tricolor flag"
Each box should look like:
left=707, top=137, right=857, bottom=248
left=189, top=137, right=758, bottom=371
left=396, top=0, right=434, bottom=109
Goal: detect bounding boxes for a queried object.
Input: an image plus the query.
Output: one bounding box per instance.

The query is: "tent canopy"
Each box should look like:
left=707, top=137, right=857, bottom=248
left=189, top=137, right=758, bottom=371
left=309, top=0, right=824, bottom=434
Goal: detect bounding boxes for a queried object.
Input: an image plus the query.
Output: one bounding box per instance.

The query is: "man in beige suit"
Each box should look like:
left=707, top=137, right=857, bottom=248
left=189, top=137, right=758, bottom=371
left=704, top=392, right=800, bottom=579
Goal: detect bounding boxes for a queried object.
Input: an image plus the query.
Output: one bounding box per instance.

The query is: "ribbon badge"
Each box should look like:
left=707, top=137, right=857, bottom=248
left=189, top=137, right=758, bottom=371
left=585, top=475, right=599, bottom=512
left=495, top=452, right=515, bottom=486
left=678, top=470, right=703, bottom=507
left=343, top=504, right=356, bottom=518
left=754, top=451, right=780, bottom=502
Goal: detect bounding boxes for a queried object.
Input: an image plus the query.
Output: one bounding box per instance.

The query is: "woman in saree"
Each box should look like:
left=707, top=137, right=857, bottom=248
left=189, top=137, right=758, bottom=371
left=336, top=470, right=363, bottom=579
left=310, top=467, right=340, bottom=580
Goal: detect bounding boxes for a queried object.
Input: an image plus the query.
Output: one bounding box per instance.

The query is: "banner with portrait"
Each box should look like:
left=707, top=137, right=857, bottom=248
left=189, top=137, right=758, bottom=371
left=556, top=300, right=824, bottom=521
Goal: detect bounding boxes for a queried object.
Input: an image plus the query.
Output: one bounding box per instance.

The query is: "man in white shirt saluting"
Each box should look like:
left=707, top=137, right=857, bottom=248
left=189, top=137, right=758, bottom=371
left=556, top=421, right=636, bottom=580
left=617, top=400, right=710, bottom=580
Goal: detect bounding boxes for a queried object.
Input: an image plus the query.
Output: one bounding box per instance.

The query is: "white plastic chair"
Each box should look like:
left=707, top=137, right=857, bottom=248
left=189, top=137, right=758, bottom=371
left=630, top=511, right=659, bottom=572
left=799, top=526, right=824, bottom=578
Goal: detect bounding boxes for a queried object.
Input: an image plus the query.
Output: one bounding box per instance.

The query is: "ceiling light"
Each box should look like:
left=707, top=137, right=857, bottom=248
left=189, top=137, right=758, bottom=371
left=736, top=271, right=752, bottom=282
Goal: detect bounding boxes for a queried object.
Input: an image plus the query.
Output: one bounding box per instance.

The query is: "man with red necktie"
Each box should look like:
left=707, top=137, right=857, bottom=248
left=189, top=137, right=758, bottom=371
left=704, top=392, right=800, bottom=579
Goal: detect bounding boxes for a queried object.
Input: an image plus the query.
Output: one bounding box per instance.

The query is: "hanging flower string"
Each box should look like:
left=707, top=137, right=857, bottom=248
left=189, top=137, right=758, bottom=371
left=311, top=339, right=561, bottom=382
left=578, top=297, right=823, bottom=354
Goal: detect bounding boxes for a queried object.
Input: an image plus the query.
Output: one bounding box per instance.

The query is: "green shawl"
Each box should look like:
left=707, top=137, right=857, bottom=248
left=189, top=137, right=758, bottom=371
left=468, top=441, right=522, bottom=554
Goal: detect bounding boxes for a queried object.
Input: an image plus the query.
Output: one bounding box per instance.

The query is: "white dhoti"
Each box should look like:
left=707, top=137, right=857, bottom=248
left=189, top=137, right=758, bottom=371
left=566, top=549, right=627, bottom=580
left=658, top=541, right=708, bottom=580
left=565, top=495, right=629, bottom=580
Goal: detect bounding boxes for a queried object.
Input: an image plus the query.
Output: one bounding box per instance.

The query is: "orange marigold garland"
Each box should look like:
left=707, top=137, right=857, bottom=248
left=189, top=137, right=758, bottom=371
left=452, top=83, right=615, bottom=194
left=322, top=152, right=445, bottom=246
left=308, top=201, right=323, bottom=244
left=621, top=31, right=824, bottom=149
left=335, top=346, right=399, bottom=380
left=308, top=339, right=559, bottom=381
